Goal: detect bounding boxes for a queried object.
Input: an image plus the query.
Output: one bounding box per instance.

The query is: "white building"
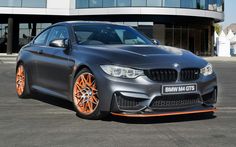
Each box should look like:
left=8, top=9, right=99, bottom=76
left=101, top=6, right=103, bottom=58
left=216, top=31, right=230, bottom=57
left=0, top=0, right=224, bottom=55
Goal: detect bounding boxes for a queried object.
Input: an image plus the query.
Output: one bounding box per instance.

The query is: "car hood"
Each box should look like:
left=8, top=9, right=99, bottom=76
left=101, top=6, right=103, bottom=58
left=78, top=45, right=208, bottom=69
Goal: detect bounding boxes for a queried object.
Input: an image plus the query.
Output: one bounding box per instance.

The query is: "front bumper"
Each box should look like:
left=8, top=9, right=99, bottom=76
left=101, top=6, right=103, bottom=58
left=95, top=69, right=217, bottom=116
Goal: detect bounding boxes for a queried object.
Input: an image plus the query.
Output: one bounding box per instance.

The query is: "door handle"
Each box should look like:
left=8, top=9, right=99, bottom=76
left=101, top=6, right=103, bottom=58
left=38, top=50, right=43, bottom=54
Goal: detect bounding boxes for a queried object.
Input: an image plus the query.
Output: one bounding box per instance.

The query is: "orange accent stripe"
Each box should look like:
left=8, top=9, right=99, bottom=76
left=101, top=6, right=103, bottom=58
left=111, top=108, right=216, bottom=118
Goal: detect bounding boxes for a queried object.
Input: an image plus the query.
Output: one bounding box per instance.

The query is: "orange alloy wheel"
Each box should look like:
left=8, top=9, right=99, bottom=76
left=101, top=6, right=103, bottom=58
left=73, top=73, right=99, bottom=115
left=16, top=65, right=26, bottom=96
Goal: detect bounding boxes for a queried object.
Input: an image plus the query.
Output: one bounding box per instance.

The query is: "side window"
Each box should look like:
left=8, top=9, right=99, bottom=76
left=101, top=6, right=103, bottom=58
left=47, top=26, right=69, bottom=45
left=34, top=29, right=50, bottom=45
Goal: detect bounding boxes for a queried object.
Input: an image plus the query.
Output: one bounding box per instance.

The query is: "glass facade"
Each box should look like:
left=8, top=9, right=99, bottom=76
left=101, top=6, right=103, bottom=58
left=21, top=0, right=47, bottom=8
left=147, top=0, right=162, bottom=7
left=0, top=0, right=47, bottom=8
left=132, top=0, right=146, bottom=7
left=76, top=0, right=89, bottom=8
left=19, top=23, right=51, bottom=49
left=0, top=0, right=21, bottom=7
left=116, top=22, right=211, bottom=56
left=0, top=21, right=213, bottom=55
left=162, top=24, right=209, bottom=55
left=89, top=0, right=103, bottom=8
left=197, top=0, right=207, bottom=9
left=0, top=23, right=51, bottom=53
left=103, top=0, right=116, bottom=7
left=0, top=24, right=8, bottom=53
left=181, top=0, right=196, bottom=8
left=117, top=0, right=131, bottom=7
left=76, top=0, right=224, bottom=12
left=164, top=0, right=180, bottom=8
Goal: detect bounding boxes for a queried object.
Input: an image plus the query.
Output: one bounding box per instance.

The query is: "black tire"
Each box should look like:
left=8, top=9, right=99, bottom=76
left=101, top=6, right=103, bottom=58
left=16, top=63, right=32, bottom=98
left=72, top=68, right=108, bottom=120
left=202, top=112, right=215, bottom=118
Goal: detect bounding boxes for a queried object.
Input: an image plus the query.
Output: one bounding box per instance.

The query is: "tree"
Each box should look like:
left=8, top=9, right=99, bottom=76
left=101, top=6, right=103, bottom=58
left=214, top=23, right=222, bottom=35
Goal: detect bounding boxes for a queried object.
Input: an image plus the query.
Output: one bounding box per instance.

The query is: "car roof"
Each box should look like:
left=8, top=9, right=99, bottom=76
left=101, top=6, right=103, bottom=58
left=53, top=21, right=128, bottom=27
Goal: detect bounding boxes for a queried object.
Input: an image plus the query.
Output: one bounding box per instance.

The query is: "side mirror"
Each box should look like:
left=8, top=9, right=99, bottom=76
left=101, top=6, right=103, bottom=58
left=151, top=39, right=161, bottom=45
left=49, top=39, right=70, bottom=49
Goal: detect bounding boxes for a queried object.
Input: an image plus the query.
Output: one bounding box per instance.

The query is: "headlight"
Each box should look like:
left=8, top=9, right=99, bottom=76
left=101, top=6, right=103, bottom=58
left=100, top=65, right=144, bottom=78
left=200, top=63, right=213, bottom=76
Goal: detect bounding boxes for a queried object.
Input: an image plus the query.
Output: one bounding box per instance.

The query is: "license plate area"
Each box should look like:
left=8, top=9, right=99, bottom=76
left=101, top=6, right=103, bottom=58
left=162, top=84, right=197, bottom=95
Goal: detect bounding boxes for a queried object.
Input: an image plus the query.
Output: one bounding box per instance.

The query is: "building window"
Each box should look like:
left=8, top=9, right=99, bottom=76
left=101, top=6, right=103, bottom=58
left=208, top=0, right=217, bottom=11
left=18, top=23, right=51, bottom=49
left=174, top=26, right=181, bottom=48
left=76, top=0, right=89, bottom=8
left=216, top=0, right=223, bottom=12
left=74, top=0, right=223, bottom=12
left=0, top=24, right=8, bottom=53
left=147, top=0, right=162, bottom=7
left=0, top=0, right=46, bottom=8
left=197, top=0, right=206, bottom=9
left=165, top=25, right=174, bottom=46
left=21, top=0, right=47, bottom=8
left=163, top=0, right=180, bottom=8
left=103, top=0, right=116, bottom=7
left=89, top=0, right=102, bottom=8
left=19, top=23, right=32, bottom=48
left=0, top=0, right=21, bottom=7
left=131, top=0, right=146, bottom=7
left=117, top=0, right=131, bottom=7
left=36, top=23, right=51, bottom=35
left=181, top=0, right=197, bottom=8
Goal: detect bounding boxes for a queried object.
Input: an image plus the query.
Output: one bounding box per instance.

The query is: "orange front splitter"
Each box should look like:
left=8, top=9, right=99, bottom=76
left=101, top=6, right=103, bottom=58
left=111, top=108, right=217, bottom=118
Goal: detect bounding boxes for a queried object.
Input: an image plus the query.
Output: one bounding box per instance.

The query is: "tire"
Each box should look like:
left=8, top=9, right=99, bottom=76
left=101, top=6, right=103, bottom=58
left=202, top=112, right=215, bottom=118
left=72, top=68, right=107, bottom=120
left=16, top=64, right=31, bottom=98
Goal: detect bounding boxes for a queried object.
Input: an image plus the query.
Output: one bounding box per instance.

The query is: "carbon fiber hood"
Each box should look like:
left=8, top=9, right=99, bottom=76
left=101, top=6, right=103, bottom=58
left=78, top=45, right=208, bottom=69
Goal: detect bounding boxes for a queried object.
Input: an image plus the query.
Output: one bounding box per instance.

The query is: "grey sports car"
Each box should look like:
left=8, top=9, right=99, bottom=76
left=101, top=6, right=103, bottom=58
left=16, top=21, right=217, bottom=119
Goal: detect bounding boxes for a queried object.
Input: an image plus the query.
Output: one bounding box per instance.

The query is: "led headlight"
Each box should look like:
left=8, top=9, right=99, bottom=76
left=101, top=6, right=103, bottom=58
left=100, top=65, right=144, bottom=79
left=200, top=63, right=213, bottom=76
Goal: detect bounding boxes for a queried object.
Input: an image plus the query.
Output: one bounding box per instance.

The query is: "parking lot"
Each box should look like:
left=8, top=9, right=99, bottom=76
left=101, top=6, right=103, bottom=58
left=0, top=60, right=236, bottom=147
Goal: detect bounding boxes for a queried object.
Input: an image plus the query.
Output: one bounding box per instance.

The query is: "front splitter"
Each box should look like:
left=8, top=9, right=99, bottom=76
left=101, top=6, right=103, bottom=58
left=111, top=107, right=216, bottom=118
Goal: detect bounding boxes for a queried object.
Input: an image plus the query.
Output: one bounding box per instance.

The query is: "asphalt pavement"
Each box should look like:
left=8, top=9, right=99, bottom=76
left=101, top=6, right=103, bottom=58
left=0, top=61, right=236, bottom=147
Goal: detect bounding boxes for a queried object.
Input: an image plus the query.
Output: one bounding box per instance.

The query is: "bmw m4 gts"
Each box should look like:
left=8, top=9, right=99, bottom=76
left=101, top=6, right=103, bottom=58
left=16, top=21, right=217, bottom=119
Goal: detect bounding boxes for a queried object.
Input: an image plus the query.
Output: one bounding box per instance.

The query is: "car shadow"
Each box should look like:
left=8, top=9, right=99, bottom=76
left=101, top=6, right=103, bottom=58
left=103, top=113, right=216, bottom=124
left=31, top=93, right=75, bottom=112
left=29, top=94, right=216, bottom=124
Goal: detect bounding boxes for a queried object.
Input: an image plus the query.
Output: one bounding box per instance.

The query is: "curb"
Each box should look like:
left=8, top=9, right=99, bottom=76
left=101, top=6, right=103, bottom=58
left=1, top=54, right=236, bottom=64
left=0, top=53, right=17, bottom=64
left=0, top=53, right=18, bottom=57
left=203, top=57, right=236, bottom=62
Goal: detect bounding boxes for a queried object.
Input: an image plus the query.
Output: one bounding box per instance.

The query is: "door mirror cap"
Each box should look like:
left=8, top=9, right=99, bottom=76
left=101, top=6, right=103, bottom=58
left=49, top=39, right=70, bottom=49
left=151, top=39, right=161, bottom=45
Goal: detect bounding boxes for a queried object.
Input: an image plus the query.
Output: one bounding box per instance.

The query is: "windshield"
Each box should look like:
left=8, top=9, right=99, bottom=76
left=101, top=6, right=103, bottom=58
left=73, top=24, right=153, bottom=45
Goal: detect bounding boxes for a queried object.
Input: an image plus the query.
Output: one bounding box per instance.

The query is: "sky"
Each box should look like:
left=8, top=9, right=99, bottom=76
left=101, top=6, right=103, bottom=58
left=221, top=0, right=236, bottom=28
